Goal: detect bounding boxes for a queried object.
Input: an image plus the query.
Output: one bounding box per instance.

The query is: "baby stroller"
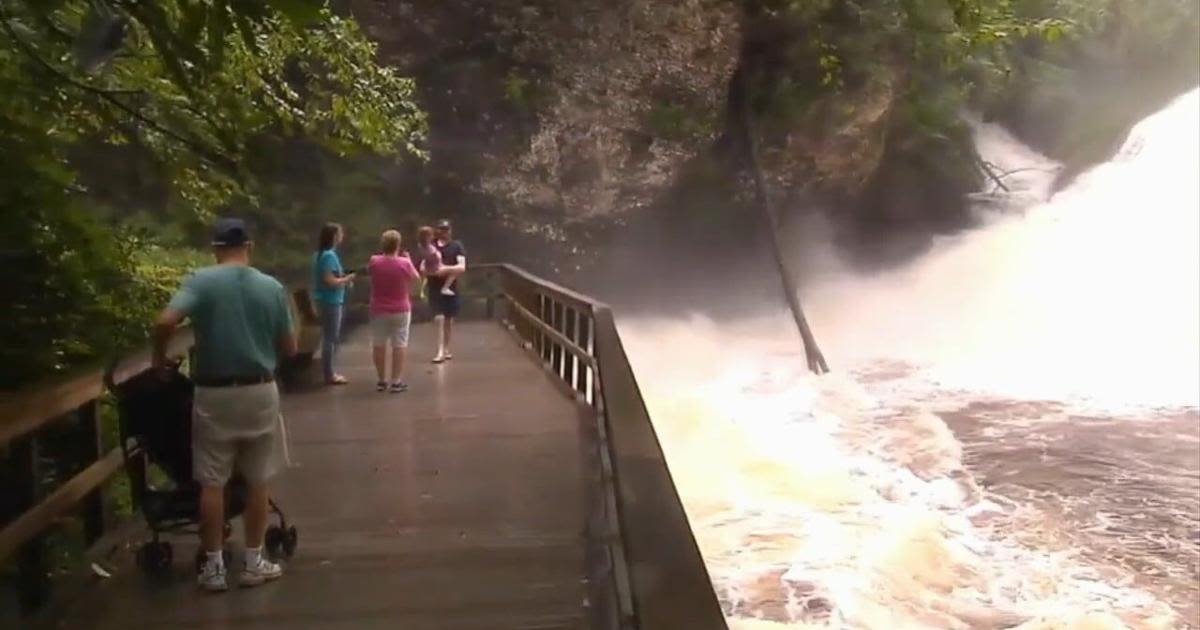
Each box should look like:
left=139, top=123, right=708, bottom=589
left=104, top=362, right=298, bottom=576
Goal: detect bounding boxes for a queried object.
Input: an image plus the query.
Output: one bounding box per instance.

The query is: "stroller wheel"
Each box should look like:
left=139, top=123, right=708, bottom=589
left=265, top=525, right=285, bottom=558
left=282, top=526, right=298, bottom=557
left=137, top=541, right=173, bottom=576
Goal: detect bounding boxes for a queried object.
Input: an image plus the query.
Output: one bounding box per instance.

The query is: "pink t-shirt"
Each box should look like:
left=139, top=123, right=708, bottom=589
left=368, top=254, right=419, bottom=315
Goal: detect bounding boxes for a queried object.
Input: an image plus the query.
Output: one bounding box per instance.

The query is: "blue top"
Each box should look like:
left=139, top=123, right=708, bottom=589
left=168, top=265, right=293, bottom=380
left=313, top=249, right=346, bottom=305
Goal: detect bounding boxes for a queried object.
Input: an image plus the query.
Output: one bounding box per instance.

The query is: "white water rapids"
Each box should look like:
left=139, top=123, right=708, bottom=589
left=620, top=89, right=1200, bottom=629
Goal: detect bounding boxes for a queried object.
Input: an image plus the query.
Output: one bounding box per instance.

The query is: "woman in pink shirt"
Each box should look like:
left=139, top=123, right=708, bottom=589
left=368, top=230, right=420, bottom=392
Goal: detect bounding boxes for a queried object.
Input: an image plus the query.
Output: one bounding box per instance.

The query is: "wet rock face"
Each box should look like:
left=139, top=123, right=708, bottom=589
left=351, top=0, right=740, bottom=226
left=347, top=0, right=983, bottom=278
left=482, top=0, right=740, bottom=222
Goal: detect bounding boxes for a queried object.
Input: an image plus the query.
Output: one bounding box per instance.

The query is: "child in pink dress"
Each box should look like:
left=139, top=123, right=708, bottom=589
left=416, top=226, right=460, bottom=296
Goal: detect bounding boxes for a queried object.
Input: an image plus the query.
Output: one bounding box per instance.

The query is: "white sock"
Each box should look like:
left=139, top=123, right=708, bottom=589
left=206, top=550, right=224, bottom=569
left=244, top=546, right=263, bottom=566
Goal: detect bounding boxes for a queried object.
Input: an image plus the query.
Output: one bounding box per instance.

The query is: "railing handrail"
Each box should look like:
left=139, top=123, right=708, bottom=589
left=0, top=289, right=317, bottom=581
left=479, top=263, right=728, bottom=630
left=0, top=331, right=195, bottom=449
left=474, top=262, right=608, bottom=312
left=0, top=282, right=330, bottom=450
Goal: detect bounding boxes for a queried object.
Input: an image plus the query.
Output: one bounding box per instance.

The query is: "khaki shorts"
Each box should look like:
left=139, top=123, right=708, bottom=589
left=193, top=382, right=285, bottom=487
left=371, top=311, right=412, bottom=347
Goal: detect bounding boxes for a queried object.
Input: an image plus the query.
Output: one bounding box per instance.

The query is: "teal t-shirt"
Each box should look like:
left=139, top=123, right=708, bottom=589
left=168, top=265, right=294, bottom=380
left=313, top=249, right=345, bottom=305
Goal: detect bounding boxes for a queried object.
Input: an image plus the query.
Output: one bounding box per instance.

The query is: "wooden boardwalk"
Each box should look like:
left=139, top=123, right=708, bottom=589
left=47, top=321, right=595, bottom=629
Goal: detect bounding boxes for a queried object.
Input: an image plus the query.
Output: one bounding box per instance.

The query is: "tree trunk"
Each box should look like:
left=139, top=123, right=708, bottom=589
left=729, top=68, right=830, bottom=374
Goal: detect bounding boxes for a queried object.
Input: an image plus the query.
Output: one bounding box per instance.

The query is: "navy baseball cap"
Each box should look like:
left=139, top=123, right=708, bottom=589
left=434, top=219, right=452, bottom=229
left=211, top=218, right=251, bottom=247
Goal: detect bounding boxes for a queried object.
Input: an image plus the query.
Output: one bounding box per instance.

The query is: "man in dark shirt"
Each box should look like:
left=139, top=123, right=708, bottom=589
left=426, top=219, right=466, bottom=363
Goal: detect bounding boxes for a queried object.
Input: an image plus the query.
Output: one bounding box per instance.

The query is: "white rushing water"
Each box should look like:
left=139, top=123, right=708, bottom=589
left=802, top=88, right=1200, bottom=411
left=620, top=88, right=1200, bottom=630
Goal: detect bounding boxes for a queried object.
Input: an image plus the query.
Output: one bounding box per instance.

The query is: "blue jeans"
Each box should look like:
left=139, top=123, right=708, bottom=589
left=319, top=303, right=343, bottom=381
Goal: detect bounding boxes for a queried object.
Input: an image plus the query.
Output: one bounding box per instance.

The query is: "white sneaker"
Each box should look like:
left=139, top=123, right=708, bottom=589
left=197, top=560, right=228, bottom=592
left=240, top=555, right=283, bottom=587
left=440, top=286, right=456, bottom=296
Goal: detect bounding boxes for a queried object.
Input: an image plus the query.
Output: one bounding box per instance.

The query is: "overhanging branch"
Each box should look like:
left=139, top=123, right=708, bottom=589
left=1, top=10, right=239, bottom=175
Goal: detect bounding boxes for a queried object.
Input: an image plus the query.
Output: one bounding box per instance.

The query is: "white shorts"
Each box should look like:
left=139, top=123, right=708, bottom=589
left=371, top=311, right=412, bottom=347
left=193, top=383, right=285, bottom=487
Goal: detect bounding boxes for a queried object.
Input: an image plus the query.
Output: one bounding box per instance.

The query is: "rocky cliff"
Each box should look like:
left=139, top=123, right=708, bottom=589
left=346, top=0, right=1199, bottom=293
left=352, top=0, right=738, bottom=223
left=347, top=1, right=930, bottom=280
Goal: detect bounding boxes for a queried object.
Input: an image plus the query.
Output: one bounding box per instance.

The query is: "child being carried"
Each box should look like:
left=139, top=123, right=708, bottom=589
left=417, top=226, right=461, bottom=296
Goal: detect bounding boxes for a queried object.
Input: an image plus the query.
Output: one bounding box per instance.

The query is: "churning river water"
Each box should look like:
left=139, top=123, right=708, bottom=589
left=620, top=88, right=1200, bottom=630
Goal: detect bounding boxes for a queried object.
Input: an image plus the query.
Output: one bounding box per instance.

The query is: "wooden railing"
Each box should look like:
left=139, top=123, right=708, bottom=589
left=476, top=264, right=728, bottom=630
left=0, top=291, right=317, bottom=614
left=0, top=331, right=192, bottom=613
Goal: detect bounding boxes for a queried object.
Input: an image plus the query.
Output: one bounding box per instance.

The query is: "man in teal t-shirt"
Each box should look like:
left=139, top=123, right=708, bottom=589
left=153, top=218, right=296, bottom=592
left=169, top=265, right=294, bottom=381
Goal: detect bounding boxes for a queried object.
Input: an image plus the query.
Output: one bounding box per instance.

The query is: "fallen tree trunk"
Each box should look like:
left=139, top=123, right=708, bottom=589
left=729, top=70, right=830, bottom=375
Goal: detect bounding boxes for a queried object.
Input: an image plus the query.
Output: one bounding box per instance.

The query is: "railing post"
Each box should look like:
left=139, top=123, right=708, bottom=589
left=564, top=307, right=577, bottom=393
left=540, top=295, right=552, bottom=364
left=3, top=435, right=50, bottom=613
left=590, top=319, right=603, bottom=414
left=78, top=401, right=105, bottom=544
left=576, top=311, right=591, bottom=399
left=127, top=452, right=147, bottom=513
left=551, top=301, right=565, bottom=378
left=484, top=269, right=496, bottom=320
left=509, top=272, right=535, bottom=350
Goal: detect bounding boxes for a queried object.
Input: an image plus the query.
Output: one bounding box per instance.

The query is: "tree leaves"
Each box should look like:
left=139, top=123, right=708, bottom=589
left=1, top=0, right=424, bottom=385
left=5, top=0, right=426, bottom=212
left=265, top=0, right=325, bottom=26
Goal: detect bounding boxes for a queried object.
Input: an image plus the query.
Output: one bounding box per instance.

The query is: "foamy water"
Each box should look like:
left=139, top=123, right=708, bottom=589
left=620, top=89, right=1200, bottom=629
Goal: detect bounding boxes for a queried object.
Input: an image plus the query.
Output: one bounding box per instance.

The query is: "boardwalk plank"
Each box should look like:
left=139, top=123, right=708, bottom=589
left=47, top=322, right=592, bottom=630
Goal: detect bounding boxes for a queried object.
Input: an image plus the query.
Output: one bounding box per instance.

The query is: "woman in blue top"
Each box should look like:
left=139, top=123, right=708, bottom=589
left=313, top=223, right=356, bottom=385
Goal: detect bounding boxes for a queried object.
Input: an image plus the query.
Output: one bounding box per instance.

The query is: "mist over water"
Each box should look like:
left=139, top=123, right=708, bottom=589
left=804, top=88, right=1200, bottom=409
left=620, top=89, right=1200, bottom=629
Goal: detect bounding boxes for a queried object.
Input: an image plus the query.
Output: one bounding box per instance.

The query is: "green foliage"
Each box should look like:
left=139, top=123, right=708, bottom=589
left=742, top=0, right=1154, bottom=195
left=503, top=70, right=533, bottom=109
left=977, top=0, right=1198, bottom=165
left=755, top=0, right=1197, bottom=144
left=0, top=196, right=205, bottom=387
left=3, top=0, right=426, bottom=215
left=647, top=101, right=716, bottom=141
left=1, top=0, right=428, bottom=387
left=755, top=0, right=1086, bottom=124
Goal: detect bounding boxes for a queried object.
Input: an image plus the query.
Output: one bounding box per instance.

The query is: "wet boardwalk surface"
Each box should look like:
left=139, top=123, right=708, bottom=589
left=49, top=322, right=593, bottom=629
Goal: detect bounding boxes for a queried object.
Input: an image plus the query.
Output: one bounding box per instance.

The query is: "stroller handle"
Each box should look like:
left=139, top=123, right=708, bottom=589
left=104, top=356, right=184, bottom=396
